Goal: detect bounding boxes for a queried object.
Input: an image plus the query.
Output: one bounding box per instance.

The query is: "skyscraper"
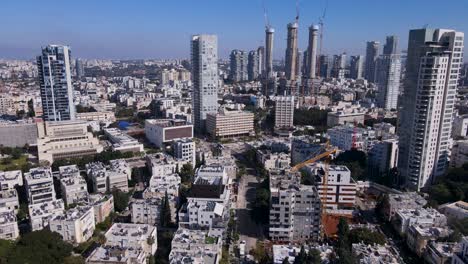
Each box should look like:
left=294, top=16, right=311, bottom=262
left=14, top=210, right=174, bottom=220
left=350, top=55, right=364, bottom=79
left=191, top=35, right=219, bottom=133
left=229, top=49, right=248, bottom=82
left=306, top=25, right=319, bottom=79
left=398, top=28, right=464, bottom=190
left=383, top=35, right=398, bottom=55
left=319, top=55, right=332, bottom=78
left=37, top=45, right=75, bottom=121
left=376, top=54, right=401, bottom=110
left=284, top=22, right=298, bottom=80
left=264, top=27, right=275, bottom=79
left=248, top=50, right=260, bottom=81
left=365, top=41, right=380, bottom=82
left=331, top=53, right=347, bottom=79
left=257, top=46, right=264, bottom=76
left=75, top=58, right=85, bottom=79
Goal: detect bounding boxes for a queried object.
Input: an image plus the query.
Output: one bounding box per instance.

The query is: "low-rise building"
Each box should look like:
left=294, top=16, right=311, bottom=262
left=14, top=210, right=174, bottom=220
left=291, top=137, right=322, bottom=165
left=206, top=108, right=254, bottom=138
left=0, top=119, right=39, bottom=147
left=86, top=245, right=148, bottom=264
left=381, top=192, right=427, bottom=221
left=328, top=124, right=376, bottom=152
left=145, top=119, right=193, bottom=148
left=76, top=111, right=116, bottom=123
left=105, top=223, right=157, bottom=256
left=368, top=138, right=399, bottom=181
left=407, top=225, right=451, bottom=257
left=179, top=200, right=225, bottom=229
left=28, top=199, right=65, bottom=231
left=24, top=167, right=56, bottom=205
left=104, top=128, right=144, bottom=153
left=87, top=194, right=114, bottom=224
left=423, top=241, right=456, bottom=264
left=169, top=228, right=222, bottom=264
left=272, top=244, right=333, bottom=264
left=86, top=162, right=129, bottom=193
left=0, top=190, right=20, bottom=213
left=269, top=170, right=321, bottom=242
left=86, top=162, right=107, bottom=193
left=352, top=243, right=401, bottom=263
left=173, top=138, right=196, bottom=166
left=327, top=105, right=366, bottom=127
left=0, top=170, right=23, bottom=191
left=49, top=205, right=96, bottom=244
left=109, top=159, right=132, bottom=180
left=143, top=173, right=180, bottom=200
left=452, top=236, right=468, bottom=264
left=394, top=208, right=447, bottom=236
left=0, top=210, right=19, bottom=240
left=37, top=121, right=103, bottom=164
left=59, top=168, right=88, bottom=205
left=131, top=198, right=162, bottom=226
left=439, top=201, right=468, bottom=220
left=257, top=149, right=290, bottom=170
left=145, top=153, right=179, bottom=177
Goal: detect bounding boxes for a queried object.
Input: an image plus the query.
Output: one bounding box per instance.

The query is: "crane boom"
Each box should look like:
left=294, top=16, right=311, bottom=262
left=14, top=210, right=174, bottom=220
left=291, top=148, right=337, bottom=172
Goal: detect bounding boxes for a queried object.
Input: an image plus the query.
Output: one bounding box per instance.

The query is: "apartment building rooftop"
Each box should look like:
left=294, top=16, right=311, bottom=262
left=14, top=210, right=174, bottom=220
left=145, top=118, right=189, bottom=128
left=28, top=199, right=65, bottom=218
left=352, top=243, right=401, bottom=263
left=51, top=205, right=93, bottom=221
left=0, top=170, right=22, bottom=182
left=87, top=245, right=147, bottom=264
left=58, top=165, right=80, bottom=178
left=0, top=210, right=16, bottom=225
left=25, top=167, right=53, bottom=181
left=106, top=223, right=156, bottom=242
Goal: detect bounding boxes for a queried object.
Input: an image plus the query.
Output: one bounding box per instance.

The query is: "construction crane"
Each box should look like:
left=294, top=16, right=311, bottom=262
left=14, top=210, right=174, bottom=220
left=262, top=0, right=271, bottom=29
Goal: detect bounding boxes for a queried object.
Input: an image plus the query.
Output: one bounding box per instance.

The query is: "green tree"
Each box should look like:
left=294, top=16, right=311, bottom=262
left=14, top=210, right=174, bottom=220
left=348, top=228, right=386, bottom=246
left=307, top=248, right=322, bottom=264
left=293, top=246, right=307, bottom=264
left=7, top=230, right=74, bottom=264
left=249, top=241, right=271, bottom=264
left=63, top=256, right=85, bottom=264
left=0, top=239, right=14, bottom=263
left=179, top=163, right=194, bottom=184
left=112, top=189, right=130, bottom=212
left=282, top=257, right=290, bottom=264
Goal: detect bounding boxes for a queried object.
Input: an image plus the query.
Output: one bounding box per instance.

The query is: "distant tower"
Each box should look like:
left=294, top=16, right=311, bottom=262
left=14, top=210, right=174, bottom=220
left=285, top=22, right=299, bottom=80
left=264, top=27, right=275, bottom=79
left=248, top=50, right=260, bottom=81
left=398, top=28, right=464, bottom=190
left=332, top=53, right=347, bottom=79
left=350, top=55, right=364, bottom=79
left=257, top=46, right=265, bottom=76
left=75, top=58, right=85, bottom=79
left=307, top=25, right=319, bottom=78
left=365, top=41, right=380, bottom=82
left=229, top=50, right=248, bottom=82
left=191, top=35, right=219, bottom=133
left=37, top=45, right=75, bottom=121
left=383, top=35, right=398, bottom=55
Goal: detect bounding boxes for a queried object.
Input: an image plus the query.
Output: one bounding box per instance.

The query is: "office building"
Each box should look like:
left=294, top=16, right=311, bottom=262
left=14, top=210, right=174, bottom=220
left=191, top=34, right=219, bottom=133
left=274, top=96, right=295, bottom=129
left=37, top=120, right=103, bottom=164
left=75, top=58, right=85, bottom=79
left=37, top=45, right=75, bottom=121
left=332, top=53, right=347, bottom=79
left=145, top=119, right=193, bottom=148
left=319, top=55, right=332, bottom=78
left=383, top=35, right=399, bottom=55
left=285, top=22, right=299, bottom=80
left=229, top=50, right=248, bottom=82
left=24, top=167, right=56, bottom=205
left=350, top=55, right=364, bottom=80
left=206, top=108, right=254, bottom=138
left=364, top=41, right=380, bottom=82
left=49, top=205, right=95, bottom=244
left=376, top=54, right=401, bottom=110
left=398, top=28, right=464, bottom=190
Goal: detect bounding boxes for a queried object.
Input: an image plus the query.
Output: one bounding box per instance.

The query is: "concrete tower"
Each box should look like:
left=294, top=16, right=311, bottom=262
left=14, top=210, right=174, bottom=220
left=285, top=22, right=299, bottom=80
left=307, top=25, right=319, bottom=79
left=264, top=27, right=275, bottom=79
left=365, top=41, right=380, bottom=82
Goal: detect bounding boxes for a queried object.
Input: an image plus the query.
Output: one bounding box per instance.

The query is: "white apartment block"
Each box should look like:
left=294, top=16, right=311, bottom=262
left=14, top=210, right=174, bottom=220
left=104, top=128, right=144, bottom=153
left=269, top=170, right=321, bottom=242
left=143, top=173, right=180, bottom=201
left=169, top=227, right=222, bottom=264
left=173, top=138, right=196, bottom=166
left=75, top=111, right=116, bottom=123
left=145, top=153, right=179, bottom=178
left=399, top=29, right=464, bottom=190
left=274, top=96, right=295, bottom=129
left=352, top=243, right=401, bottom=264
left=453, top=114, right=468, bottom=138
left=105, top=223, right=157, bottom=256
left=145, top=119, right=193, bottom=148
left=394, top=207, right=447, bottom=236
left=328, top=124, right=376, bottom=151
left=86, top=162, right=108, bottom=193
left=109, top=159, right=132, bottom=180
left=131, top=198, right=162, bottom=226
left=305, top=163, right=356, bottom=214
left=88, top=194, right=114, bottom=223
left=196, top=164, right=229, bottom=185
left=37, top=121, right=103, bottom=164
left=368, top=138, right=399, bottom=179
left=28, top=199, right=65, bottom=231
left=206, top=108, right=254, bottom=138
left=59, top=166, right=88, bottom=206
left=86, top=245, right=148, bottom=264
left=0, top=170, right=23, bottom=191
left=49, top=205, right=95, bottom=244
left=86, top=162, right=129, bottom=193
left=24, top=167, right=56, bottom=205
left=327, top=105, right=366, bottom=127
left=0, top=190, right=20, bottom=213
left=0, top=210, right=19, bottom=240
left=179, top=200, right=225, bottom=230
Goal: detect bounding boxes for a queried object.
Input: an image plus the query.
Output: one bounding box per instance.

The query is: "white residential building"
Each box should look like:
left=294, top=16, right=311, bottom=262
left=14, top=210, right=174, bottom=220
left=28, top=199, right=65, bottom=231
left=173, top=138, right=196, bottom=166
left=0, top=170, right=23, bottom=191
left=169, top=228, right=222, bottom=264
left=179, top=200, right=225, bottom=229
left=398, top=29, right=464, bottom=190
left=105, top=223, right=157, bottom=256
left=87, top=194, right=114, bottom=224
left=24, top=167, right=56, bottom=205
left=143, top=173, right=180, bottom=200
left=0, top=190, right=20, bottom=213
left=352, top=243, right=401, bottom=263
left=49, top=205, right=95, bottom=244
left=59, top=166, right=88, bottom=205
left=328, top=124, right=376, bottom=151
left=394, top=207, right=447, bottom=236
left=274, top=96, right=295, bottom=129
left=131, top=198, right=162, bottom=226
left=327, top=105, right=366, bottom=127
left=145, top=153, right=179, bottom=178
left=0, top=210, right=19, bottom=240
left=86, top=162, right=129, bottom=193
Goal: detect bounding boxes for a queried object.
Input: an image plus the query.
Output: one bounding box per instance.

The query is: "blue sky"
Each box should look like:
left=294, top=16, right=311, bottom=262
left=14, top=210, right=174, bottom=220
left=1, top=0, right=467, bottom=60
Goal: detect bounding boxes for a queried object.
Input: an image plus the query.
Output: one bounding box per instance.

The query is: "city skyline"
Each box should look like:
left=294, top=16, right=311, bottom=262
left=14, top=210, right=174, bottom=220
left=2, top=0, right=468, bottom=60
